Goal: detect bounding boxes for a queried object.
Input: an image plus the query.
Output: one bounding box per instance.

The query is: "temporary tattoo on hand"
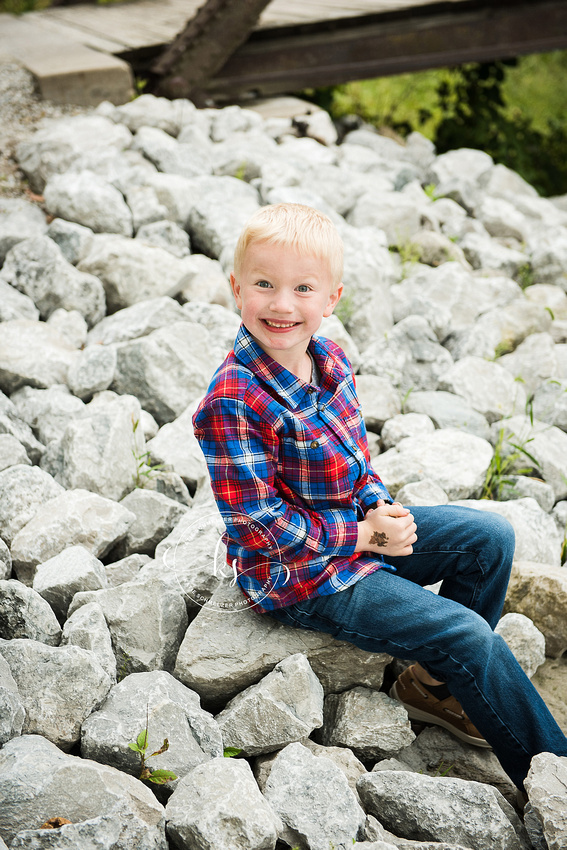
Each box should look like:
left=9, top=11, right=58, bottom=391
left=369, top=531, right=388, bottom=547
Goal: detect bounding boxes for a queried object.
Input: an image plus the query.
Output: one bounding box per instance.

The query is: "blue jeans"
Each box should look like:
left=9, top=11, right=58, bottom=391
left=269, top=505, right=567, bottom=788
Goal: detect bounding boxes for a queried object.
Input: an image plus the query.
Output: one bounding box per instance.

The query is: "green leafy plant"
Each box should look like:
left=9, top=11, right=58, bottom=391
left=400, top=386, right=414, bottom=414
left=128, top=717, right=178, bottom=785
left=223, top=747, right=242, bottom=758
left=131, top=417, right=164, bottom=488
left=481, top=426, right=539, bottom=500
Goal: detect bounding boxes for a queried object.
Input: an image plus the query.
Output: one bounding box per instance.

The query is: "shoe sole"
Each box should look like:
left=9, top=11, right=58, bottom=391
left=389, top=681, right=492, bottom=749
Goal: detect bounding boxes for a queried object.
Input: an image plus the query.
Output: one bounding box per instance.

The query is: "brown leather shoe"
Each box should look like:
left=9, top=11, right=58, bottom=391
left=389, top=664, right=491, bottom=748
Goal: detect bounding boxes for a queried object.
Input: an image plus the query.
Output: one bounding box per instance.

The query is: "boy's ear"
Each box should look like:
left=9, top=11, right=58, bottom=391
left=230, top=272, right=243, bottom=309
left=323, top=281, right=343, bottom=317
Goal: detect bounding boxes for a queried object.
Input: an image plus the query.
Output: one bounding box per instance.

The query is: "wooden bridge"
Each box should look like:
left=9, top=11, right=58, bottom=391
left=0, top=0, right=566, bottom=105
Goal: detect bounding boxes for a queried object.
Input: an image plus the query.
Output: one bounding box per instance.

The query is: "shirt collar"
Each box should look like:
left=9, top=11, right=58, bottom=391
left=233, top=323, right=346, bottom=409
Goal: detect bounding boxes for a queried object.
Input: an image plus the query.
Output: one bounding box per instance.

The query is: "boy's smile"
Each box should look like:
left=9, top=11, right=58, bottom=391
left=231, top=240, right=343, bottom=379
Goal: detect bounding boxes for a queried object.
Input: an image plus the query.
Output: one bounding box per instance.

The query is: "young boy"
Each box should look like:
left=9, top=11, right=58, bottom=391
left=193, top=202, right=567, bottom=791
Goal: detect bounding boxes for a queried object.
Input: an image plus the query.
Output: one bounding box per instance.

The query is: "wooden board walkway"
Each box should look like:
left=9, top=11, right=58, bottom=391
left=1, top=0, right=566, bottom=106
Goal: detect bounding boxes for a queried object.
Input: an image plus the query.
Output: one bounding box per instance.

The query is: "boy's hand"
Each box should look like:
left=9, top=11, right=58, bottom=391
left=356, top=500, right=417, bottom=557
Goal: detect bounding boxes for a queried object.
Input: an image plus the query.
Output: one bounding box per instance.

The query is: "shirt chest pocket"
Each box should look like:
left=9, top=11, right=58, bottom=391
left=278, top=431, right=358, bottom=502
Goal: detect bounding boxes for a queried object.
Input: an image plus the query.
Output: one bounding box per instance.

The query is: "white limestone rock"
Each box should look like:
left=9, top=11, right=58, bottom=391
left=44, top=170, right=133, bottom=236
left=525, top=753, right=567, bottom=850
left=504, top=560, right=567, bottom=658
left=68, top=574, right=188, bottom=675
left=111, top=321, right=216, bottom=425
left=0, top=319, right=79, bottom=394
left=78, top=234, right=198, bottom=313
left=0, top=278, right=39, bottom=322
left=498, top=332, right=559, bottom=395
left=10, top=488, right=135, bottom=585
left=132, top=125, right=213, bottom=179
left=105, top=553, right=150, bottom=588
left=380, top=413, right=435, bottom=449
left=166, top=757, right=280, bottom=850
left=215, top=653, right=324, bottom=756
left=319, top=687, right=415, bottom=760
left=264, top=741, right=366, bottom=850
left=136, top=219, right=191, bottom=257
left=61, top=600, right=117, bottom=681
left=0, top=734, right=167, bottom=848
left=175, top=253, right=233, bottom=309
left=438, top=356, right=526, bottom=423
left=186, top=175, right=260, bottom=260
left=16, top=114, right=132, bottom=193
left=495, top=612, right=546, bottom=679
left=111, top=489, right=189, bottom=558
left=2, top=236, right=105, bottom=326
left=459, top=231, right=528, bottom=278
left=347, top=189, right=428, bottom=246
left=395, top=479, right=449, bottom=506
left=373, top=429, right=493, bottom=501
left=404, top=390, right=490, bottom=440
left=497, top=475, right=555, bottom=513
left=446, top=299, right=551, bottom=361
left=33, top=545, right=108, bottom=621
left=67, top=343, right=117, bottom=400
left=0, top=539, right=11, bottom=581
left=110, top=93, right=191, bottom=135
left=0, top=464, right=64, bottom=548
left=47, top=392, right=143, bottom=501
left=355, top=374, right=401, bottom=432
left=0, top=197, right=47, bottom=264
left=82, top=670, right=222, bottom=784
left=10, top=384, right=85, bottom=445
left=0, top=579, right=61, bottom=644
left=0, top=639, right=111, bottom=750
left=87, top=295, right=187, bottom=346
left=358, top=770, right=529, bottom=850
left=427, top=148, right=493, bottom=209
left=360, top=315, right=454, bottom=394
left=46, top=306, right=88, bottom=348
left=47, top=216, right=95, bottom=265
left=0, top=433, right=30, bottom=471
left=453, top=498, right=562, bottom=568
left=0, top=654, right=25, bottom=747
left=531, top=378, right=567, bottom=432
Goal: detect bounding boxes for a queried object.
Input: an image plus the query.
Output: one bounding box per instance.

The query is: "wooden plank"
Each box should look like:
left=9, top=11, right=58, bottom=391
left=205, top=0, right=567, bottom=99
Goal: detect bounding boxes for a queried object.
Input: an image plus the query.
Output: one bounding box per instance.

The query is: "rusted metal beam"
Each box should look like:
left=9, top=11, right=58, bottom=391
left=152, top=0, right=273, bottom=101
left=202, top=0, right=567, bottom=100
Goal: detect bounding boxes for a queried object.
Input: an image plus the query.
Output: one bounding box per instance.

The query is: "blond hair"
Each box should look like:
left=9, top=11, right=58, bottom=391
left=233, top=203, right=343, bottom=289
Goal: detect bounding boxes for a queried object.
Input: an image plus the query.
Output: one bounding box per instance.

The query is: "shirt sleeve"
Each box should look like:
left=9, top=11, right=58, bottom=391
left=193, top=395, right=359, bottom=565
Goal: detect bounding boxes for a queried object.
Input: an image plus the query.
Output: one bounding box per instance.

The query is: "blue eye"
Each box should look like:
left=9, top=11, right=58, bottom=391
left=256, top=280, right=272, bottom=288
left=296, top=285, right=311, bottom=292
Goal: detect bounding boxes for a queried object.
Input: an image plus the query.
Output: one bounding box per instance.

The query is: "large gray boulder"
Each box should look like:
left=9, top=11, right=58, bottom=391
left=10, top=488, right=136, bottom=585
left=111, top=489, right=189, bottom=559
left=67, top=343, right=117, bottom=400
left=132, top=125, right=213, bottom=179
left=111, top=321, right=216, bottom=425
left=44, top=170, right=133, bottom=236
left=318, top=687, right=415, bottom=760
left=33, top=545, right=108, bottom=621
left=525, top=752, right=567, bottom=850
left=47, top=216, right=95, bottom=265
left=186, top=175, right=260, bottom=260
left=0, top=654, right=25, bottom=746
left=0, top=734, right=167, bottom=848
left=531, top=377, right=567, bottom=431
left=174, top=583, right=391, bottom=706
left=446, top=299, right=551, bottom=361
left=491, top=415, right=567, bottom=501
left=166, top=757, right=280, bottom=850
left=82, top=671, right=222, bottom=785
left=68, top=574, right=188, bottom=675
left=2, top=236, right=105, bottom=327
left=0, top=278, right=39, bottom=322
left=0, top=464, right=64, bottom=548
left=355, top=374, right=401, bottom=432
left=0, top=639, right=111, bottom=750
left=0, top=390, right=44, bottom=463
left=0, top=579, right=61, bottom=644
left=358, top=770, right=529, bottom=850
left=145, top=401, right=208, bottom=489
left=0, top=539, right=11, bottom=581
left=504, top=560, right=567, bottom=657
left=264, top=742, right=366, bottom=850
left=0, top=319, right=79, bottom=395
left=61, top=600, right=117, bottom=681
left=373, top=429, right=493, bottom=501
left=216, top=653, right=324, bottom=756
left=405, top=390, right=490, bottom=440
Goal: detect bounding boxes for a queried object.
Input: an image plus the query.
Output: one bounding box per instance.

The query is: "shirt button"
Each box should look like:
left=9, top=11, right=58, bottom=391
left=310, top=440, right=320, bottom=449
left=307, top=387, right=316, bottom=393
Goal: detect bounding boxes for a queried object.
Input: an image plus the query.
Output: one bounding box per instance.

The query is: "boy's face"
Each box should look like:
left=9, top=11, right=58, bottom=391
left=231, top=240, right=343, bottom=371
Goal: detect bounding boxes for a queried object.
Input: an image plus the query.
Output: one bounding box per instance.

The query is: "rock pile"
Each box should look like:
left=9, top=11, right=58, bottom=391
left=1, top=92, right=567, bottom=849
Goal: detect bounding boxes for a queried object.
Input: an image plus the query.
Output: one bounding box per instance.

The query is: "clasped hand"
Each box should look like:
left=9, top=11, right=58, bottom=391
left=356, top=499, right=417, bottom=557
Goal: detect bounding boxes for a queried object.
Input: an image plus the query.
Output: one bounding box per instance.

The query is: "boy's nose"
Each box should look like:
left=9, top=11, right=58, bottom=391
left=269, top=291, right=294, bottom=312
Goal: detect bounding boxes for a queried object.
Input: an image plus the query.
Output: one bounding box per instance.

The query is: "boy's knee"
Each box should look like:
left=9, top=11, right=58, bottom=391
left=482, top=512, right=515, bottom=560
